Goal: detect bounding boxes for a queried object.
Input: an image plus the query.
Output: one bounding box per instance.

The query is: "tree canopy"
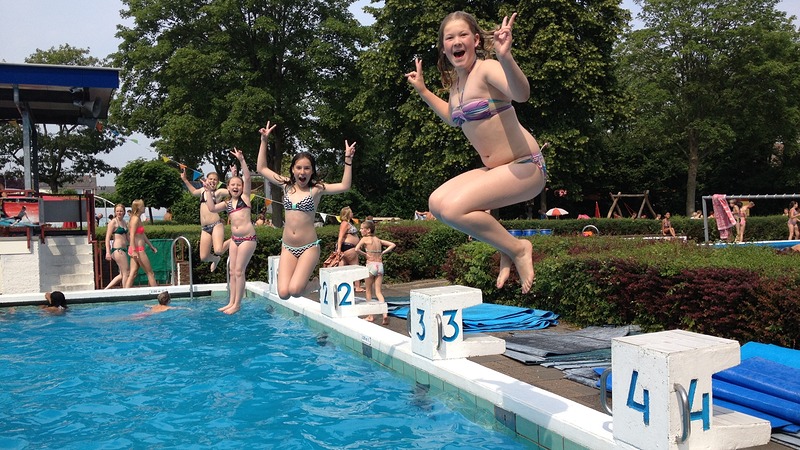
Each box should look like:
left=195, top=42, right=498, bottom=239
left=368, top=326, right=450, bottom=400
left=613, top=0, right=800, bottom=215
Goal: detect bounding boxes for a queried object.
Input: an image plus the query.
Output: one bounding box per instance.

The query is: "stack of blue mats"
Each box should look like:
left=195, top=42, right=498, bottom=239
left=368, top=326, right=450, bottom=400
left=388, top=303, right=559, bottom=333
left=712, top=343, right=800, bottom=433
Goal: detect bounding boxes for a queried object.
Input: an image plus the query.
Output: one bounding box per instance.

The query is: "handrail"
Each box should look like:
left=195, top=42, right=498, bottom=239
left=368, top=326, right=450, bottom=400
left=599, top=368, right=613, bottom=415
left=170, top=236, right=194, bottom=300
left=675, top=383, right=691, bottom=443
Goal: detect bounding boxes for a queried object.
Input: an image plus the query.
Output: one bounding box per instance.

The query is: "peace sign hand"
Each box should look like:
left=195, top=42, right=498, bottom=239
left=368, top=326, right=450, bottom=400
left=494, top=13, right=518, bottom=59
left=404, top=58, right=427, bottom=93
left=259, top=121, right=277, bottom=141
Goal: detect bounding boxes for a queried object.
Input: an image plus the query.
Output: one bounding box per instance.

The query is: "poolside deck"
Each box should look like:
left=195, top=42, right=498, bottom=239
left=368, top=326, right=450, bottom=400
left=312, top=279, right=790, bottom=450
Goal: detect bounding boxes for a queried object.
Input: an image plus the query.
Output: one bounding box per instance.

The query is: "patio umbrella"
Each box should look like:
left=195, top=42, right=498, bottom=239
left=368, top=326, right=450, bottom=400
left=595, top=201, right=601, bottom=218
left=546, top=208, right=568, bottom=218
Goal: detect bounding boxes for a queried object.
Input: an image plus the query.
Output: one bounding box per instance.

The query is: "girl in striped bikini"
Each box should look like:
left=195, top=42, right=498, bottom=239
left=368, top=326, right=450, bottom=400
left=204, top=148, right=256, bottom=314
left=256, top=120, right=356, bottom=300
left=405, top=11, right=545, bottom=293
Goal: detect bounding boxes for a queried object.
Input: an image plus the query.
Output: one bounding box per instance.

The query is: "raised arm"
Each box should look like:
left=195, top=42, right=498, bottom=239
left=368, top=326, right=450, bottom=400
left=256, top=120, right=287, bottom=187
left=180, top=168, right=203, bottom=196
left=322, top=140, right=356, bottom=195
left=233, top=147, right=251, bottom=199
left=405, top=58, right=456, bottom=126
left=485, top=13, right=530, bottom=103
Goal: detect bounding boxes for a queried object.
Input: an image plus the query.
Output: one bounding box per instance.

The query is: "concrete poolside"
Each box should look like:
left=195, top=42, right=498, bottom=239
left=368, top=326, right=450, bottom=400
left=309, top=279, right=790, bottom=450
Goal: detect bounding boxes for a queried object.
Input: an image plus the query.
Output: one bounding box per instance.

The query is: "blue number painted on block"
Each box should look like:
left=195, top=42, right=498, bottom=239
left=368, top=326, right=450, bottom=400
left=442, top=309, right=460, bottom=342
left=626, top=370, right=650, bottom=425
left=687, top=379, right=711, bottom=430
left=338, top=283, right=352, bottom=306
left=321, top=281, right=329, bottom=305
left=416, top=308, right=426, bottom=341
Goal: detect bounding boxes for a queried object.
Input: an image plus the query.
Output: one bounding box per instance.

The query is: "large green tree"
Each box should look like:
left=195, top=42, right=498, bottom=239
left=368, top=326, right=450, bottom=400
left=352, top=0, right=629, bottom=217
left=0, top=45, right=122, bottom=193
left=111, top=0, right=370, bottom=225
left=615, top=0, right=800, bottom=215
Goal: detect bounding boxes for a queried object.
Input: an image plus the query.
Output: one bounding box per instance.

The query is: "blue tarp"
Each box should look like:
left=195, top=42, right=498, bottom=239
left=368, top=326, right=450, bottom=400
left=389, top=303, right=558, bottom=333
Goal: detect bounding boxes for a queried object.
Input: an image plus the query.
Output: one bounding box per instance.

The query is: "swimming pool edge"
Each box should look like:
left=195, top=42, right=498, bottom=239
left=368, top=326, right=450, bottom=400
left=246, top=282, right=615, bottom=450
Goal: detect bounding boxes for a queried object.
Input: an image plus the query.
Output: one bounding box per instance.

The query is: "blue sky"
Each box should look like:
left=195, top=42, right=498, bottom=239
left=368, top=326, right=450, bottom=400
left=1, top=0, right=798, bottom=185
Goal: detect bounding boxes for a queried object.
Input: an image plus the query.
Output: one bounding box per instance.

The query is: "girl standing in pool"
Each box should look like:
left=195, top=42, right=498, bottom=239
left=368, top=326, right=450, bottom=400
left=125, top=199, right=158, bottom=288
left=180, top=168, right=229, bottom=272
left=355, top=220, right=396, bottom=325
left=204, top=148, right=256, bottom=314
left=405, top=11, right=546, bottom=293
left=104, top=203, right=130, bottom=289
left=256, top=120, right=356, bottom=299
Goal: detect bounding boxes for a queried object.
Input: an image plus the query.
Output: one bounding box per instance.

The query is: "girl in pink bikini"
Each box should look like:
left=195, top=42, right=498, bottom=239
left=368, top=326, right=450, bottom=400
left=256, top=120, right=356, bottom=299
left=405, top=11, right=546, bottom=293
left=355, top=220, right=396, bottom=325
left=124, top=199, right=158, bottom=287
left=205, top=148, right=256, bottom=314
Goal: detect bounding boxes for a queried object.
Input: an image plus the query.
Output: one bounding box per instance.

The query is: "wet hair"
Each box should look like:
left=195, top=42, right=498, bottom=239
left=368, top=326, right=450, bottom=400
left=340, top=206, right=353, bottom=222
left=282, top=151, right=323, bottom=192
left=362, top=220, right=376, bottom=234
left=46, top=291, right=67, bottom=308
left=157, top=291, right=171, bottom=306
left=436, top=11, right=496, bottom=89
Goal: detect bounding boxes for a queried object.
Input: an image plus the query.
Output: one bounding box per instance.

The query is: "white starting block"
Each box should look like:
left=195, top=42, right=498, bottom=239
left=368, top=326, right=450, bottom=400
left=318, top=265, right=388, bottom=319
left=408, top=285, right=505, bottom=360
left=267, top=255, right=280, bottom=296
left=611, top=329, right=770, bottom=449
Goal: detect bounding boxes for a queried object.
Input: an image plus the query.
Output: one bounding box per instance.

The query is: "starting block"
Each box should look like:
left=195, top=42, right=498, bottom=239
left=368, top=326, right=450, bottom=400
left=611, top=330, right=770, bottom=449
left=319, top=265, right=388, bottom=319
left=408, top=285, right=505, bottom=360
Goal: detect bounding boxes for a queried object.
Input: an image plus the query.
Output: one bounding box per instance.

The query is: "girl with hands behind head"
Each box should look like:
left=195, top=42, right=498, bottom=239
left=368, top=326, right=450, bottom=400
left=205, top=148, right=256, bottom=314
left=404, top=12, right=545, bottom=294
left=256, top=120, right=356, bottom=299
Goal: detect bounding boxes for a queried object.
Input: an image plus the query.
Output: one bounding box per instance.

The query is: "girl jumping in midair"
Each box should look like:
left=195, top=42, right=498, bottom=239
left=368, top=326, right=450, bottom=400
left=256, top=120, right=356, bottom=299
left=205, top=148, right=256, bottom=314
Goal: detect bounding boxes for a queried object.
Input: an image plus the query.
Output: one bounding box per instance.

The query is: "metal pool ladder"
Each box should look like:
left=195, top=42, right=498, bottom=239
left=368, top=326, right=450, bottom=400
left=170, top=236, right=194, bottom=300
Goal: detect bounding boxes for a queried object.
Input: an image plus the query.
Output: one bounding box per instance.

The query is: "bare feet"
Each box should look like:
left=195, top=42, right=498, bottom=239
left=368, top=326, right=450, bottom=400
left=223, top=306, right=240, bottom=315
left=218, top=302, right=234, bottom=312
left=512, top=239, right=535, bottom=293
left=382, top=316, right=389, bottom=326
left=497, top=252, right=512, bottom=289
left=210, top=255, right=221, bottom=272
left=365, top=315, right=374, bottom=322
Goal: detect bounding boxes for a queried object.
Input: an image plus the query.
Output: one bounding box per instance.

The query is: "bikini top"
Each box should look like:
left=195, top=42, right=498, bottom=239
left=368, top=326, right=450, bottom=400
left=113, top=226, right=128, bottom=235
left=345, top=222, right=358, bottom=235
left=227, top=197, right=251, bottom=214
left=135, top=226, right=145, bottom=235
left=283, top=191, right=315, bottom=212
left=451, top=98, right=512, bottom=127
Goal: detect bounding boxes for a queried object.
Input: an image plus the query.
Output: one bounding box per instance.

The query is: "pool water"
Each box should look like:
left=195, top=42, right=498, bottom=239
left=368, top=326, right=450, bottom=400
left=0, top=296, right=531, bottom=449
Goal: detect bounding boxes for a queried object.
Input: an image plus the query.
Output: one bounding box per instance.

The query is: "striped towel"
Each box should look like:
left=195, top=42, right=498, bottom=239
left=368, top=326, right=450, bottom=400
left=712, top=194, right=736, bottom=239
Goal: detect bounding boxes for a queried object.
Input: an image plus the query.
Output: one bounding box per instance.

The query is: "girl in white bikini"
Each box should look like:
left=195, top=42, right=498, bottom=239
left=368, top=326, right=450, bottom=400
left=355, top=220, right=396, bottom=325
left=405, top=11, right=545, bottom=293
left=256, top=120, right=356, bottom=299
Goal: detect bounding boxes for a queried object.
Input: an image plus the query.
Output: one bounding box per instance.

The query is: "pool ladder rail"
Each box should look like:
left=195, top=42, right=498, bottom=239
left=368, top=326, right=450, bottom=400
left=170, top=236, right=195, bottom=300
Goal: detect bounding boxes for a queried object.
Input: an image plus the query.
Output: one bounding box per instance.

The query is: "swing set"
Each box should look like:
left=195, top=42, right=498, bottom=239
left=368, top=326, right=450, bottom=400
left=607, top=191, right=658, bottom=219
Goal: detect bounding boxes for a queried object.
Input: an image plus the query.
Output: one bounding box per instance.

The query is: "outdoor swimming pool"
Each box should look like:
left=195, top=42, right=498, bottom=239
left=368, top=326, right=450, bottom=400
left=0, top=295, right=532, bottom=449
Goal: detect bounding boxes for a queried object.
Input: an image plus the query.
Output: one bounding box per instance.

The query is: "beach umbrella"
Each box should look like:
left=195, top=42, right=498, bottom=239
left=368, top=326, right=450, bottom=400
left=546, top=208, right=568, bottom=218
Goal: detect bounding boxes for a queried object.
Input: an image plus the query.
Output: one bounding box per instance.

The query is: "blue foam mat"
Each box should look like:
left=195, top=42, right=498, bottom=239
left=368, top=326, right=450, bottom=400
left=389, top=303, right=558, bottom=333
left=741, top=342, right=800, bottom=369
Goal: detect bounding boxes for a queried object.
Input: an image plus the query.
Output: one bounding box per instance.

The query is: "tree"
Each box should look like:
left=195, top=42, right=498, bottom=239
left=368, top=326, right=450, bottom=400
left=616, top=0, right=800, bottom=215
left=0, top=45, right=123, bottom=193
left=352, top=0, right=629, bottom=217
left=111, top=0, right=371, bottom=226
left=115, top=158, right=185, bottom=220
